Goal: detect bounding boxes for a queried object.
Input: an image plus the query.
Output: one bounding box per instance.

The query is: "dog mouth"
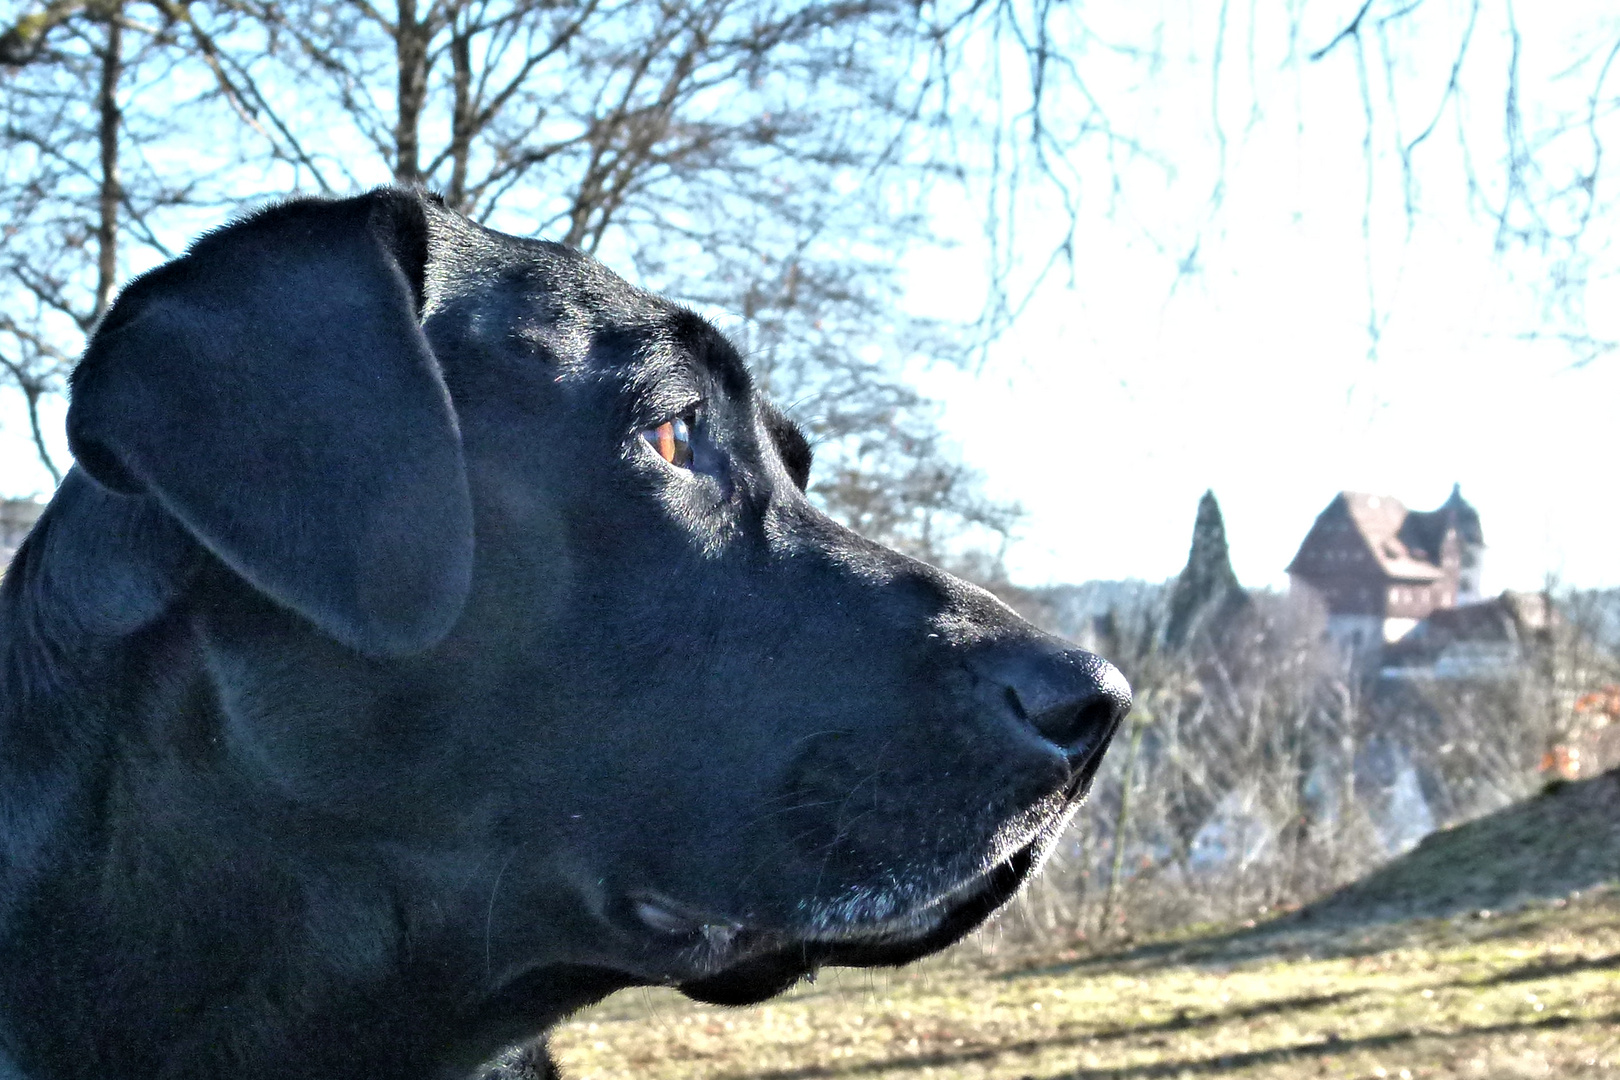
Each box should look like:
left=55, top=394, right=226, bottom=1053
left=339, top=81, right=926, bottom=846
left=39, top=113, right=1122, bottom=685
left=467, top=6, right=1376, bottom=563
left=483, top=751, right=1110, bottom=1023
left=472, top=840, right=1043, bottom=1036
left=644, top=754, right=1107, bottom=1007
left=666, top=836, right=1045, bottom=1006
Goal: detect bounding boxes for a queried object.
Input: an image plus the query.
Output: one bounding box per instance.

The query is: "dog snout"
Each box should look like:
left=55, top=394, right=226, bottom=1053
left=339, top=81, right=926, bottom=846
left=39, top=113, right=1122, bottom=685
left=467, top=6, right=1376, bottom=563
left=979, top=643, right=1132, bottom=760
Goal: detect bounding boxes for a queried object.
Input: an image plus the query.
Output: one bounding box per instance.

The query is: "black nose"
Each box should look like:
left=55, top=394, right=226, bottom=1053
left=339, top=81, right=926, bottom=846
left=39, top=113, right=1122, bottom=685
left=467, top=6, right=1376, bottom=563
left=979, top=643, right=1132, bottom=757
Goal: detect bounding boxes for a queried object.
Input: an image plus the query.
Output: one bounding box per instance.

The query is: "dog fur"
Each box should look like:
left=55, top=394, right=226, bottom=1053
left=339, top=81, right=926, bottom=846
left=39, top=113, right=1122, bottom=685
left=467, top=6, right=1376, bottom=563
left=0, top=189, right=1128, bottom=1079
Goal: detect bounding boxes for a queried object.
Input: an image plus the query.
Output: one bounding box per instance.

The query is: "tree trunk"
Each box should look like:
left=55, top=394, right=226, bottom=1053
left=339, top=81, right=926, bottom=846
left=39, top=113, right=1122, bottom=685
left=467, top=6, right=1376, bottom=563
left=445, top=25, right=472, bottom=210
left=394, top=0, right=428, bottom=184
left=93, top=1, right=122, bottom=324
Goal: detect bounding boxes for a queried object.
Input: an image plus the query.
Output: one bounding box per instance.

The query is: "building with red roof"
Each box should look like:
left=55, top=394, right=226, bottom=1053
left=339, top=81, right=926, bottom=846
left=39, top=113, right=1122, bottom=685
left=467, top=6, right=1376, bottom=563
left=1287, top=484, right=1484, bottom=659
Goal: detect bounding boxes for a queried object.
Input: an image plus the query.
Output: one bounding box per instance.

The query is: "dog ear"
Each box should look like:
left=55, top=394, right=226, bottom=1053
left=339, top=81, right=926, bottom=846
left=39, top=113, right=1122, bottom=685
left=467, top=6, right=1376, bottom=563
left=66, top=189, right=474, bottom=658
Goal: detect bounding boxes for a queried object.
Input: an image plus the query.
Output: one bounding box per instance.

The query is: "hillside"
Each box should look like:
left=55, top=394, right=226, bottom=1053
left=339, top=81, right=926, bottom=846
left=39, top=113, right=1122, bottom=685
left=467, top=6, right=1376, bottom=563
left=1280, top=766, right=1620, bottom=935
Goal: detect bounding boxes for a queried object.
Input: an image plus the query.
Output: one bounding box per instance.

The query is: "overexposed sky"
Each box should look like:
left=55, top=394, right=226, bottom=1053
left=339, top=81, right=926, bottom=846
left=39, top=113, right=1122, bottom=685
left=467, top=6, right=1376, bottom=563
left=905, top=1, right=1620, bottom=594
left=922, top=227, right=1619, bottom=593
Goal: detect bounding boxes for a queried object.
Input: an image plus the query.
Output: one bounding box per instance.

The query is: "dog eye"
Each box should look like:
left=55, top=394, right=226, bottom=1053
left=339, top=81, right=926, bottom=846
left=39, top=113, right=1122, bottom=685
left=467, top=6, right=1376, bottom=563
left=642, top=417, right=693, bottom=468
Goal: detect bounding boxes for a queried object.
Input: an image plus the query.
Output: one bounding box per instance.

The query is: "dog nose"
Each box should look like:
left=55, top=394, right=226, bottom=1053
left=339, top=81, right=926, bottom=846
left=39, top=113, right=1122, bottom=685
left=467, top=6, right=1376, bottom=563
left=983, top=644, right=1132, bottom=756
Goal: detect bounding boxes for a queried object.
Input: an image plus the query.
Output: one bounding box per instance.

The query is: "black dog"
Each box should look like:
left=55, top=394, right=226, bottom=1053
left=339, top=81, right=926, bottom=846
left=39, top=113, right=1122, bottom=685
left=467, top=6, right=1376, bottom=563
left=0, top=189, right=1128, bottom=1080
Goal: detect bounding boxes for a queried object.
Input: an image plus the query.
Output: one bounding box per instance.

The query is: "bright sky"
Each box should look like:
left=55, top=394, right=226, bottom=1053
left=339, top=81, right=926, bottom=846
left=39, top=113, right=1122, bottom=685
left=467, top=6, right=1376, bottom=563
left=2, top=3, right=1615, bottom=596
left=921, top=225, right=1620, bottom=594
left=903, top=1, right=1620, bottom=595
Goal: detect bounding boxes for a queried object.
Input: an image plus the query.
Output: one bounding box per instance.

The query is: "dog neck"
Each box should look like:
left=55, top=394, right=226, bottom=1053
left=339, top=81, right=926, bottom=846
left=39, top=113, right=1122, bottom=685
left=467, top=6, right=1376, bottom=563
left=0, top=473, right=191, bottom=922
left=0, top=475, right=624, bottom=1077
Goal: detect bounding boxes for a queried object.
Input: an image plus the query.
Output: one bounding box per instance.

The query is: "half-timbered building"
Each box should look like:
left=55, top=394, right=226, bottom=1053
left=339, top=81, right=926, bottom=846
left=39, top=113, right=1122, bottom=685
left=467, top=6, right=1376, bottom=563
left=1287, top=485, right=1484, bottom=658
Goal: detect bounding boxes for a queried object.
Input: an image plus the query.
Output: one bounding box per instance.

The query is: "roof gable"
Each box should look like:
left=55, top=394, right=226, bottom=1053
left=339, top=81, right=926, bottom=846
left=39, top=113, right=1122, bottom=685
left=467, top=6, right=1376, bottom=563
left=1402, top=482, right=1484, bottom=558
left=1289, top=491, right=1447, bottom=582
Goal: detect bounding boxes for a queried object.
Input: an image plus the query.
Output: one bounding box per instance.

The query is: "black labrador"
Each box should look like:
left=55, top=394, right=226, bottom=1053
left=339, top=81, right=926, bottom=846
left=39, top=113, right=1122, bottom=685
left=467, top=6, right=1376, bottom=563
left=0, top=189, right=1129, bottom=1080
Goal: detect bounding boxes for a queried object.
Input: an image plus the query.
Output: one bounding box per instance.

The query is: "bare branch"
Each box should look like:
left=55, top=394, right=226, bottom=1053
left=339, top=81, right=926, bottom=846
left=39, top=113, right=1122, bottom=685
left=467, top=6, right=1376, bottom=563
left=0, top=0, right=90, bottom=65
left=1308, top=0, right=1376, bottom=63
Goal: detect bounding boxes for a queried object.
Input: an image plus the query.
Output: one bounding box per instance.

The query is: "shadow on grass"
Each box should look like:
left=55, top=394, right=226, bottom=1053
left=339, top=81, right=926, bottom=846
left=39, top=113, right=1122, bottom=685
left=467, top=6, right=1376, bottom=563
left=1001, top=919, right=1356, bottom=980
left=1005, top=888, right=1620, bottom=983
left=1001, top=930, right=1255, bottom=980
left=1471, top=951, right=1620, bottom=986
left=1005, top=898, right=1614, bottom=982
left=724, top=1010, right=1620, bottom=1080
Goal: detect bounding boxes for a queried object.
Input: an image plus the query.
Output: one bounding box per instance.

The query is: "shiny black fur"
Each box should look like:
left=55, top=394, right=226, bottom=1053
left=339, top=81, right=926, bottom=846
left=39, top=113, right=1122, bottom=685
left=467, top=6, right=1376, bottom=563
left=0, top=190, right=1129, bottom=1080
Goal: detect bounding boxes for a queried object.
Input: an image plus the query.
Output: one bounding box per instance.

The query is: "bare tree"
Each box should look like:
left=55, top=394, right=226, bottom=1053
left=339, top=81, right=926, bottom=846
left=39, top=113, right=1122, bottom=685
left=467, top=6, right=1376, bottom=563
left=991, top=573, right=1620, bottom=949
left=1, top=0, right=1026, bottom=558
left=739, top=2, right=1620, bottom=364
left=5, top=0, right=1616, bottom=537
left=0, top=0, right=260, bottom=482
left=1307, top=1, right=1620, bottom=360
left=236, top=0, right=1030, bottom=556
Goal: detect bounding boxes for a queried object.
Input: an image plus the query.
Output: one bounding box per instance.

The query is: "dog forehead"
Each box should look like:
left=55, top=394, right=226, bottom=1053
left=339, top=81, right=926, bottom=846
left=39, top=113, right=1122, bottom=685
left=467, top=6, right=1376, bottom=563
left=423, top=207, right=751, bottom=396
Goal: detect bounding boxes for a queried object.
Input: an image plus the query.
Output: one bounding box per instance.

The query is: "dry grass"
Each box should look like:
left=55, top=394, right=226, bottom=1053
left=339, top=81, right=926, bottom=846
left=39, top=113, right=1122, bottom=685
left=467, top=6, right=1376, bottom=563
left=1290, top=771, right=1620, bottom=931
left=550, top=888, right=1620, bottom=1079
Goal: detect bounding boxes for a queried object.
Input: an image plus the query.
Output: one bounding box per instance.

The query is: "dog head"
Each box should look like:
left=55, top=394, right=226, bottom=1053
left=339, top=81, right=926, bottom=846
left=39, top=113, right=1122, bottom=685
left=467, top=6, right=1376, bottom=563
left=14, top=188, right=1127, bottom=1075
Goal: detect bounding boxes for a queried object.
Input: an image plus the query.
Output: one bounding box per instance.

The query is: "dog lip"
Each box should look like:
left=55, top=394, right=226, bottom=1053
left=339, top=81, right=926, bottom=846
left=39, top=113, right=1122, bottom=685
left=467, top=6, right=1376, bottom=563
left=672, top=841, right=1044, bottom=1006
left=657, top=819, right=1053, bottom=951
left=628, top=890, right=742, bottom=938
left=798, top=847, right=1031, bottom=947
left=634, top=898, right=700, bottom=935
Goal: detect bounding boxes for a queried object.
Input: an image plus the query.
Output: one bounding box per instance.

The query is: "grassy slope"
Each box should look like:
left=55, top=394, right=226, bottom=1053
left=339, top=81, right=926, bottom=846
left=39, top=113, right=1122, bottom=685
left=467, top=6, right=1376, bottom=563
left=553, top=890, right=1620, bottom=1079
left=550, top=887, right=1613, bottom=1080
left=551, top=772, right=1620, bottom=1079
left=1287, top=768, right=1620, bottom=932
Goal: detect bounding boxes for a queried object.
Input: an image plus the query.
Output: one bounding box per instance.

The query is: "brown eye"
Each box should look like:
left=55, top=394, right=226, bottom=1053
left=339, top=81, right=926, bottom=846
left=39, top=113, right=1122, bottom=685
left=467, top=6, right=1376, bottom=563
left=642, top=417, right=693, bottom=468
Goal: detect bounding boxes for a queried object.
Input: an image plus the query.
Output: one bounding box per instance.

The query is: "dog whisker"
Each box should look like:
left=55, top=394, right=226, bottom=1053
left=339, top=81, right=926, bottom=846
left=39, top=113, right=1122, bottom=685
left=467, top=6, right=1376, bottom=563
left=484, top=847, right=523, bottom=984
